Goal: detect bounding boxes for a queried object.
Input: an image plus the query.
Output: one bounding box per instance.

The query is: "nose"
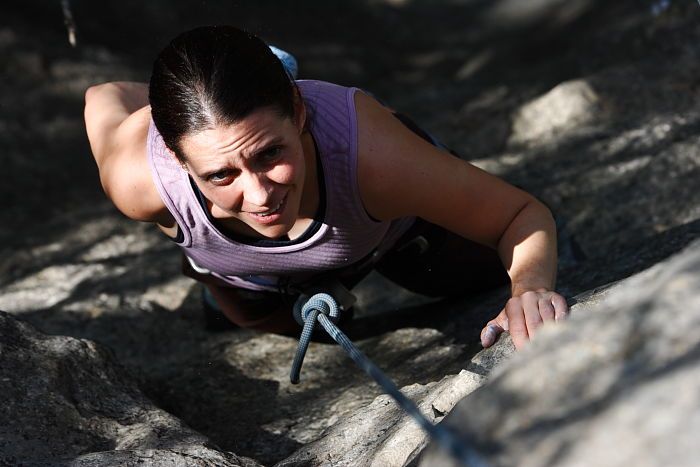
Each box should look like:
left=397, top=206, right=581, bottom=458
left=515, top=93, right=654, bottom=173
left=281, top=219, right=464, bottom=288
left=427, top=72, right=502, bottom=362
left=241, top=171, right=273, bottom=207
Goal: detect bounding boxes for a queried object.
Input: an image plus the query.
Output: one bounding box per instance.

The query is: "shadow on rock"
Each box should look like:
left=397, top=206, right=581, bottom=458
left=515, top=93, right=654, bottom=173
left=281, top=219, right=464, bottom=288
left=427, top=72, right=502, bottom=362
left=421, top=239, right=700, bottom=466
left=0, top=311, right=261, bottom=466
left=145, top=353, right=302, bottom=466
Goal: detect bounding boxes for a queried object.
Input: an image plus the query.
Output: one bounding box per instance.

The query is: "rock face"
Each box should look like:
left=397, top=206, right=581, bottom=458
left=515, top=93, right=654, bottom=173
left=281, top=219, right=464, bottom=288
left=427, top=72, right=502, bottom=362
left=421, top=239, right=700, bottom=467
left=0, top=312, right=261, bottom=467
left=2, top=0, right=700, bottom=466
left=276, top=370, right=485, bottom=467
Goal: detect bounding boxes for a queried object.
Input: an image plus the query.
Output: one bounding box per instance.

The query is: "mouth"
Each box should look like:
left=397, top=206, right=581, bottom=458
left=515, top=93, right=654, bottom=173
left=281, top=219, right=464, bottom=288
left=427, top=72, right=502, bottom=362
left=246, top=195, right=287, bottom=224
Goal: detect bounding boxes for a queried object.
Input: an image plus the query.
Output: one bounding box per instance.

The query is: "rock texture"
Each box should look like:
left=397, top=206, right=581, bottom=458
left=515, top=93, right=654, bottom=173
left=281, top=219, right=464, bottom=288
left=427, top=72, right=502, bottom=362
left=0, top=311, right=261, bottom=466
left=421, top=239, right=700, bottom=467
left=276, top=370, right=485, bottom=467
left=509, top=79, right=602, bottom=146
left=2, top=0, right=699, bottom=466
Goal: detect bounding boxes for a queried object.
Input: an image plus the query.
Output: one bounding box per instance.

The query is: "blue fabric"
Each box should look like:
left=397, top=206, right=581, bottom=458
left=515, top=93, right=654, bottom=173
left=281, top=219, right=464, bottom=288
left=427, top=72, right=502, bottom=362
left=269, top=45, right=298, bottom=79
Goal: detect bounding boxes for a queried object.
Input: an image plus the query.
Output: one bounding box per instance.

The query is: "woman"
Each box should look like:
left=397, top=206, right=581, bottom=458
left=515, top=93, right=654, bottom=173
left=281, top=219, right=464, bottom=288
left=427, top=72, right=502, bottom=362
left=84, top=25, right=568, bottom=350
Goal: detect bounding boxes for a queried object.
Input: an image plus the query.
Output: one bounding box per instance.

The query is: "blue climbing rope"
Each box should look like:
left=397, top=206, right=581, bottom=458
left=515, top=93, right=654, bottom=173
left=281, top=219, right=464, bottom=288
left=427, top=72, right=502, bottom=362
left=290, top=293, right=490, bottom=467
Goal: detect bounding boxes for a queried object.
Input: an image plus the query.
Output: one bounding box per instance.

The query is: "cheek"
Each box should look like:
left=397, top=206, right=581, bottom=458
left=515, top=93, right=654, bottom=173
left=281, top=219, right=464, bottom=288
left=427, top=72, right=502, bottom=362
left=201, top=185, right=240, bottom=207
left=269, top=161, right=301, bottom=185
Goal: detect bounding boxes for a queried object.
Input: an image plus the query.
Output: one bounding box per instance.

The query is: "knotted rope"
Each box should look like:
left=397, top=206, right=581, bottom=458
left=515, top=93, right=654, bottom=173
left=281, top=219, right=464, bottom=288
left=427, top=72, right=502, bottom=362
left=290, top=293, right=489, bottom=467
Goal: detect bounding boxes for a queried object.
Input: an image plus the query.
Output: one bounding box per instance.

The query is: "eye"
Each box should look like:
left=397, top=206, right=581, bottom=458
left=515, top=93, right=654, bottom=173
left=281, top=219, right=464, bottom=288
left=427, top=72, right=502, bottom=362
left=257, top=146, right=282, bottom=163
left=208, top=170, right=235, bottom=184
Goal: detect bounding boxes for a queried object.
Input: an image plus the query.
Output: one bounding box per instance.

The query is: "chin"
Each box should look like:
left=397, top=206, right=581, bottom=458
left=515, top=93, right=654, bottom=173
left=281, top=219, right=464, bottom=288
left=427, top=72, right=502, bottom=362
left=258, top=224, right=293, bottom=240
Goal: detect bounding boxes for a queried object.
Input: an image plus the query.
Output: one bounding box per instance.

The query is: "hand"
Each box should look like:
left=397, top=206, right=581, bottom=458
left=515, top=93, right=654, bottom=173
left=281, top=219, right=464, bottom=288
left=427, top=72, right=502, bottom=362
left=480, top=289, right=569, bottom=350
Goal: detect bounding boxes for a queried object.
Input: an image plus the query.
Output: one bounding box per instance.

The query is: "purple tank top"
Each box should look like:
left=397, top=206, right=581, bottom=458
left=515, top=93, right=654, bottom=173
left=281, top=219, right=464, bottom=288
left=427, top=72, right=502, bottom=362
left=148, top=80, right=414, bottom=292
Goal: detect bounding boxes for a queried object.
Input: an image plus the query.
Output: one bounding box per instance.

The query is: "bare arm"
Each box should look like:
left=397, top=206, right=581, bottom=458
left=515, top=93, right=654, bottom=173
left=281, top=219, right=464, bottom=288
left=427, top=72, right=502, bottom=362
left=355, top=91, right=568, bottom=350
left=84, top=82, right=173, bottom=226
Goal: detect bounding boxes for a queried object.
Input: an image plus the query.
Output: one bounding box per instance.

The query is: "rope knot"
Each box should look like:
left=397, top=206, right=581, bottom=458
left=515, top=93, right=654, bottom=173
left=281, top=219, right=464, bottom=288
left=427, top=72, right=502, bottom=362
left=300, top=293, right=340, bottom=324
left=290, top=293, right=341, bottom=385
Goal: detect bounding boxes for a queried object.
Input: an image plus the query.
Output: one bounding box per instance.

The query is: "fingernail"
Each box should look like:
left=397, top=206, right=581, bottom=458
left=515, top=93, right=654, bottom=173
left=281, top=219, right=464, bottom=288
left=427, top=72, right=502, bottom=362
left=481, top=327, right=495, bottom=347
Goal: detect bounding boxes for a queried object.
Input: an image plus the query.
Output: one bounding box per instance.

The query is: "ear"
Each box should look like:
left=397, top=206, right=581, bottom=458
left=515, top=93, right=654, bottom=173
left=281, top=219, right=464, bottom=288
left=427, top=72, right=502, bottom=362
left=165, top=146, right=189, bottom=171
left=292, top=87, right=307, bottom=133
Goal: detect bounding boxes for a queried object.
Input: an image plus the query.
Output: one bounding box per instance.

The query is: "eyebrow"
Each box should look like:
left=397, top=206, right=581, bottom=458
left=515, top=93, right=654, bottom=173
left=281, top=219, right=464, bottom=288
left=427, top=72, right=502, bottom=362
left=249, top=136, right=285, bottom=157
left=197, top=136, right=286, bottom=179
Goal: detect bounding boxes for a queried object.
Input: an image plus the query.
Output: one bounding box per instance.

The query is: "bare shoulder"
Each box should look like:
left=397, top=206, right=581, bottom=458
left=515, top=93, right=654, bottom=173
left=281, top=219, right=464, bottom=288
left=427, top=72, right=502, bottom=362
left=354, top=90, right=464, bottom=220
left=354, top=90, right=536, bottom=248
left=111, top=107, right=171, bottom=224
left=84, top=83, right=171, bottom=225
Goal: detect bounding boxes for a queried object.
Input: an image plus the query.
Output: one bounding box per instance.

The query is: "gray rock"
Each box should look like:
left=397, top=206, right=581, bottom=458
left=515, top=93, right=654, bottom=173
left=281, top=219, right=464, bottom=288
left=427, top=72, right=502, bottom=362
left=2, top=1, right=700, bottom=466
left=509, top=79, right=602, bottom=146
left=148, top=325, right=469, bottom=466
left=276, top=370, right=485, bottom=467
left=0, top=312, right=261, bottom=467
left=420, top=239, right=700, bottom=467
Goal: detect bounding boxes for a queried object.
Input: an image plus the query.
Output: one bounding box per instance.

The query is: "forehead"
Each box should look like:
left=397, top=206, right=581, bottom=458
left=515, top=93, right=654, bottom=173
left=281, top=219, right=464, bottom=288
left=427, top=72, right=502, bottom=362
left=180, top=107, right=293, bottom=163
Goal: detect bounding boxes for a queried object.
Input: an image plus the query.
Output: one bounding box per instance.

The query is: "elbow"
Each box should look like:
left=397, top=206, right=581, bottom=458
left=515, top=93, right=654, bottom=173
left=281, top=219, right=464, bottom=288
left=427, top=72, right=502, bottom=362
left=531, top=197, right=556, bottom=229
left=84, top=84, right=97, bottom=105
left=84, top=84, right=105, bottom=119
left=522, top=196, right=556, bottom=235
left=84, top=82, right=112, bottom=108
left=528, top=194, right=553, bottom=213
left=496, top=196, right=556, bottom=248
left=84, top=83, right=103, bottom=104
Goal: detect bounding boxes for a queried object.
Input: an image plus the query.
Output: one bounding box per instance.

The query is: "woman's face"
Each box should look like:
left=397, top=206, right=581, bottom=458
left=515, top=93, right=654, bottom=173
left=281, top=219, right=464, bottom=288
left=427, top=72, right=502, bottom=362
left=178, top=106, right=307, bottom=239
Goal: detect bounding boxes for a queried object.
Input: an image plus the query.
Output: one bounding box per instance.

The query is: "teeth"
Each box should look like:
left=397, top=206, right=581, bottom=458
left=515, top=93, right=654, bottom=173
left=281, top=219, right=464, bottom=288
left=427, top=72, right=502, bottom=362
left=255, top=199, right=283, bottom=217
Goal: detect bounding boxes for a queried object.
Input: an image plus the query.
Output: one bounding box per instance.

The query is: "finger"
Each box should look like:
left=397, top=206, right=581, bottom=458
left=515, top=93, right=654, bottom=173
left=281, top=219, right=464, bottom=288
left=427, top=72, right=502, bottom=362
left=493, top=308, right=509, bottom=331
left=538, top=296, right=556, bottom=322
left=480, top=322, right=503, bottom=348
left=551, top=294, right=570, bottom=321
left=481, top=310, right=507, bottom=348
left=505, top=299, right=529, bottom=350
left=521, top=292, right=544, bottom=338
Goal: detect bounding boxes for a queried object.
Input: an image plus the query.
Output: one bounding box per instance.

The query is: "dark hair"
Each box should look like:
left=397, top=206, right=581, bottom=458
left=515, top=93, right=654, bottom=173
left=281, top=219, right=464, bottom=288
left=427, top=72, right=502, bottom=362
left=149, top=25, right=296, bottom=162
